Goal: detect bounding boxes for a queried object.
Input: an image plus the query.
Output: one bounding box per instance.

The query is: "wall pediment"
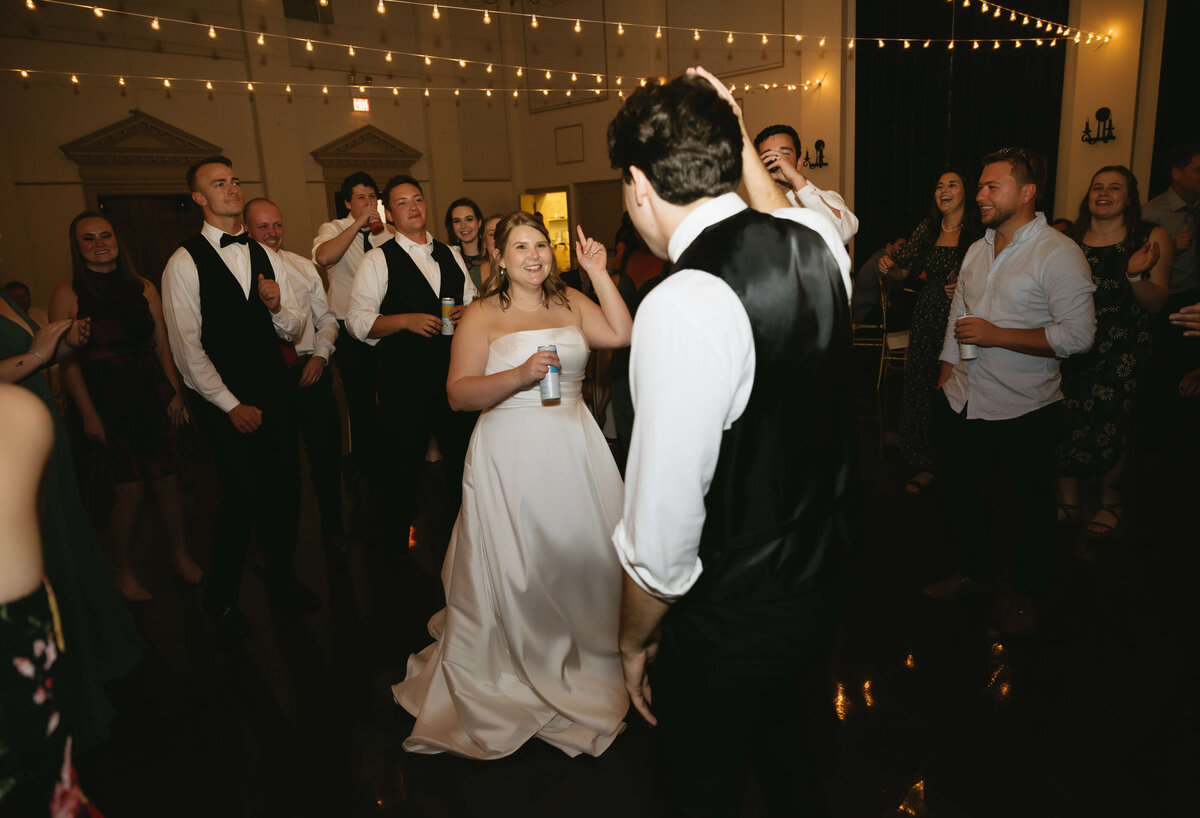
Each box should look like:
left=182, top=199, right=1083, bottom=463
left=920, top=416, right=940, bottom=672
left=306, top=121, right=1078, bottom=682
left=310, top=125, right=422, bottom=170
left=60, top=110, right=222, bottom=168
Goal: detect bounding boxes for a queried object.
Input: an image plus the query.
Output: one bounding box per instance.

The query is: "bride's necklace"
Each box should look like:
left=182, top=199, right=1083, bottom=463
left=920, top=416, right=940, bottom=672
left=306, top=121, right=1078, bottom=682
left=509, top=295, right=546, bottom=313
left=941, top=218, right=962, bottom=233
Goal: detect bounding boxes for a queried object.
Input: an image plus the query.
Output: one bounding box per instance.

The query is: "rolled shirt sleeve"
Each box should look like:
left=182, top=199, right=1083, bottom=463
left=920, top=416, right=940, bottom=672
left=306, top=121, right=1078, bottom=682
left=790, top=182, right=859, bottom=244
left=612, top=270, right=755, bottom=600
left=266, top=246, right=303, bottom=342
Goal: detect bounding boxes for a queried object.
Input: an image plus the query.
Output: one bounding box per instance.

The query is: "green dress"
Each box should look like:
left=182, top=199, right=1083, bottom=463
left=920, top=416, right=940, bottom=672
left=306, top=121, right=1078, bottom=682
left=1057, top=224, right=1155, bottom=477
left=892, top=219, right=967, bottom=472
left=0, top=289, right=142, bottom=751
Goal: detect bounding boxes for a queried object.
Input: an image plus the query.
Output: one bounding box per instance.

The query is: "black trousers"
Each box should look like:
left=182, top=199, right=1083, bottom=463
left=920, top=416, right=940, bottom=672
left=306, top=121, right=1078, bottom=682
left=293, top=357, right=344, bottom=536
left=333, top=322, right=380, bottom=476
left=191, top=391, right=300, bottom=609
left=650, top=638, right=831, bottom=818
left=377, top=379, right=476, bottom=542
left=1141, top=289, right=1200, bottom=452
left=934, top=395, right=1060, bottom=597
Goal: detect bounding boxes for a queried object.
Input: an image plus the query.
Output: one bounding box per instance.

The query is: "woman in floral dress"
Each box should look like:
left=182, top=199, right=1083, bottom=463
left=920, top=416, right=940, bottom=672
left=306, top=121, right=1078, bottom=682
left=1057, top=166, right=1172, bottom=537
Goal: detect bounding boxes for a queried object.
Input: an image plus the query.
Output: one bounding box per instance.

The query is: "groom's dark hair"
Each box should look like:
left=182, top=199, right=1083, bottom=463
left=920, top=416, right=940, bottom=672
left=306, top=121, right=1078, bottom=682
left=607, top=74, right=742, bottom=205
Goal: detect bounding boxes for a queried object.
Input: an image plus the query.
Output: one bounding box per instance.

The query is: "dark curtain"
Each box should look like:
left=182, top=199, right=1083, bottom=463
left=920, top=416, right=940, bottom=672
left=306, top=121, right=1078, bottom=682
left=854, top=0, right=1068, bottom=259
left=1147, top=0, right=1200, bottom=197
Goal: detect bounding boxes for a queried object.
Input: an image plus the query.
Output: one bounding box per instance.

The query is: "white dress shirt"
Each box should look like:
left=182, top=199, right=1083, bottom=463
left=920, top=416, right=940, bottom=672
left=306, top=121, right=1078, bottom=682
left=786, top=182, right=860, bottom=244
left=280, top=249, right=338, bottom=361
left=345, top=231, right=479, bottom=346
left=161, top=221, right=303, bottom=414
left=312, top=215, right=396, bottom=320
left=612, top=192, right=851, bottom=601
left=940, top=213, right=1096, bottom=421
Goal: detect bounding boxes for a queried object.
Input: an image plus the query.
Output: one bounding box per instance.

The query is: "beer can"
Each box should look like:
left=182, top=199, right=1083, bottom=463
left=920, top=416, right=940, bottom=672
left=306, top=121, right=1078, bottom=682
left=441, top=297, right=455, bottom=335
left=958, top=311, right=978, bottom=361
left=538, top=344, right=560, bottom=401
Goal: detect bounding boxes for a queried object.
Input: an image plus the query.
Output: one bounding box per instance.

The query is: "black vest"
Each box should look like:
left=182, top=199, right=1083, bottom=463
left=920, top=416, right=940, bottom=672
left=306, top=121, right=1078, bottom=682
left=662, top=209, right=858, bottom=668
left=182, top=234, right=288, bottom=411
left=376, top=239, right=464, bottom=395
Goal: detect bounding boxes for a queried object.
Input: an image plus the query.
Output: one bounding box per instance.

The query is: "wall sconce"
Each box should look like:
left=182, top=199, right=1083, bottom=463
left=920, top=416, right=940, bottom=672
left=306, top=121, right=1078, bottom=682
left=804, top=139, right=829, bottom=169
left=1081, top=107, right=1115, bottom=145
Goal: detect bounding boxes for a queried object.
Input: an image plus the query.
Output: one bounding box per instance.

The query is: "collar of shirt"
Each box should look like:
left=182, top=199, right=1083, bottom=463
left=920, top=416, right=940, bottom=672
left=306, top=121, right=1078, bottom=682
left=1155, top=188, right=1194, bottom=214
left=394, top=230, right=435, bottom=257
left=983, top=212, right=1048, bottom=256
left=202, top=220, right=248, bottom=249
left=667, top=193, right=748, bottom=262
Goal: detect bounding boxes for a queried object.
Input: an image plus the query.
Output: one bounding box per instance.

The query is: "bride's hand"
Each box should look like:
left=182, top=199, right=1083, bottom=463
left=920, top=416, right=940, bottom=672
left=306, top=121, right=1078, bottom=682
left=575, top=225, right=608, bottom=278
left=517, top=349, right=561, bottom=388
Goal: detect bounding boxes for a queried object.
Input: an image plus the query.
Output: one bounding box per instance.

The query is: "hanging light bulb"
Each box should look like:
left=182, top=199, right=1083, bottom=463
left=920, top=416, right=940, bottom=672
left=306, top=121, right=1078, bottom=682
left=247, top=82, right=254, bottom=91
left=640, top=77, right=647, bottom=86
left=878, top=39, right=884, bottom=47
left=513, top=89, right=518, bottom=97
left=516, top=66, right=523, bottom=77
left=26, top=0, right=35, bottom=8
left=1023, top=16, right=1030, bottom=25
left=993, top=40, right=1000, bottom=49
left=424, top=88, right=430, bottom=96
left=903, top=40, right=910, bottom=48
left=794, top=34, right=802, bottom=42
left=570, top=72, right=577, bottom=81
left=616, top=76, right=622, bottom=85
left=151, top=16, right=159, bottom=30
left=546, top=69, right=551, bottom=79
left=596, top=74, right=602, bottom=84
left=319, top=0, right=327, bottom=5
left=1015, top=40, right=1021, bottom=48
left=726, top=31, right=733, bottom=44
left=459, top=59, right=466, bottom=67
left=947, top=41, right=955, bottom=49
left=981, top=2, right=988, bottom=11
left=542, top=89, right=548, bottom=95
left=164, top=78, right=171, bottom=88
left=531, top=15, right=537, bottom=29
left=257, top=32, right=264, bottom=46
left=432, top=4, right=439, bottom=20
left=348, top=46, right=355, bottom=57
left=19, top=69, right=28, bottom=78
left=454, top=88, right=459, bottom=96
left=566, top=89, right=572, bottom=97
left=385, top=51, right=392, bottom=62
left=71, top=74, right=78, bottom=83
left=208, top=25, right=216, bottom=38
left=393, top=86, right=398, bottom=95
left=286, top=84, right=292, bottom=92
left=618, top=90, right=623, bottom=98
left=1011, top=11, right=1017, bottom=21
left=923, top=39, right=930, bottom=47
left=118, top=76, right=125, bottom=85
left=972, top=40, right=979, bottom=49
left=1036, top=39, right=1043, bottom=46
left=206, top=80, right=213, bottom=90
left=483, top=10, right=490, bottom=24
left=574, top=20, right=581, bottom=34
left=656, top=26, right=663, bottom=39
left=424, top=55, right=431, bottom=65
left=994, top=8, right=1001, bottom=18
left=378, top=1, right=385, bottom=13
left=849, top=39, right=855, bottom=48
left=694, top=29, right=700, bottom=41
left=819, top=36, right=826, bottom=46
left=594, top=88, right=600, bottom=95
left=486, top=88, right=492, bottom=96
left=359, top=85, right=365, bottom=92
left=93, top=7, right=103, bottom=18
left=322, top=86, right=329, bottom=93
left=762, top=33, right=768, bottom=45
left=618, top=23, right=624, bottom=36
left=486, top=63, right=492, bottom=73
left=306, top=40, right=313, bottom=51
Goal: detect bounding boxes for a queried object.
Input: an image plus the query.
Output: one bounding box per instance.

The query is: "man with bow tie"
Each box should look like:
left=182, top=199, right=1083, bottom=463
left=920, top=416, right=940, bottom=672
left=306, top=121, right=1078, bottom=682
left=161, top=155, right=319, bottom=638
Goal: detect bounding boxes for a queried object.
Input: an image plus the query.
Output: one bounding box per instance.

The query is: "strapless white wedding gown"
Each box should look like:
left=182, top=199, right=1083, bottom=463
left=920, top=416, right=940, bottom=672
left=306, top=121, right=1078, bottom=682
left=392, top=325, right=628, bottom=758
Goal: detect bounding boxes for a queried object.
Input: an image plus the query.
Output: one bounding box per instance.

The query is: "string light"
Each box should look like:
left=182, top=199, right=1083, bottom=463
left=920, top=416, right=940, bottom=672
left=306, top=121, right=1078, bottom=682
left=656, top=26, right=663, bottom=39
left=570, top=72, right=577, bottom=81
left=727, top=31, right=734, bottom=44
left=516, top=66, right=523, bottom=77
left=694, top=29, right=700, bottom=41
left=378, top=0, right=385, bottom=13
left=973, top=40, right=979, bottom=49
left=26, top=0, right=35, bottom=8
left=322, top=86, right=328, bottom=94
left=903, top=40, right=910, bottom=48
left=848, top=39, right=854, bottom=49
left=459, top=59, right=466, bottom=67
left=1015, top=39, right=1021, bottom=48
left=285, top=84, right=292, bottom=93
left=574, top=19, right=581, bottom=33
left=208, top=25, right=216, bottom=39
left=432, top=4, right=439, bottom=20
left=794, top=34, right=802, bottom=42
left=762, top=33, right=768, bottom=45
left=486, top=63, right=492, bottom=73
left=257, top=32, right=264, bottom=45
left=70, top=74, right=78, bottom=83
left=616, top=76, right=622, bottom=85
left=640, top=78, right=647, bottom=86
left=545, top=69, right=551, bottom=79
left=878, top=39, right=884, bottom=47
left=92, top=6, right=102, bottom=17
left=618, top=22, right=624, bottom=36
left=530, top=15, right=537, bottom=28
left=393, top=87, right=399, bottom=95
left=305, top=40, right=313, bottom=51
left=348, top=46, right=355, bottom=56
left=923, top=40, right=930, bottom=47
left=596, top=74, right=602, bottom=83
left=513, top=89, right=518, bottom=97
left=424, top=55, right=431, bottom=65
left=118, top=76, right=124, bottom=85
left=247, top=82, right=253, bottom=91
left=385, top=51, right=392, bottom=61
left=206, top=80, right=212, bottom=90
left=993, top=40, right=1000, bottom=48
left=424, top=88, right=429, bottom=96
left=483, top=10, right=490, bottom=24
left=20, top=69, right=28, bottom=78
left=486, top=88, right=491, bottom=96
left=454, top=88, right=459, bottom=96
left=163, top=78, right=170, bottom=87
left=819, top=36, right=826, bottom=46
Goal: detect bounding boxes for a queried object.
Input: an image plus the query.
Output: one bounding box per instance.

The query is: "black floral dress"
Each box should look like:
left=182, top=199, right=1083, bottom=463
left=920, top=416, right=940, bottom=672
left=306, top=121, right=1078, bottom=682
left=1057, top=224, right=1155, bottom=477
left=893, top=219, right=967, bottom=472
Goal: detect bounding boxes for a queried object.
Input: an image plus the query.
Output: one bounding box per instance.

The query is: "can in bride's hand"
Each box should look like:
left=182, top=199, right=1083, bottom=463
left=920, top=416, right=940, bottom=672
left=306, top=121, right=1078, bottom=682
left=538, top=344, right=560, bottom=401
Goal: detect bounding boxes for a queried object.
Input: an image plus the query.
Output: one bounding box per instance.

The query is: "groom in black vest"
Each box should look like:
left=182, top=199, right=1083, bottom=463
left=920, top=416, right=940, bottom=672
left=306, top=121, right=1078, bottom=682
left=610, top=71, right=856, bottom=816
left=161, top=156, right=320, bottom=638
left=344, top=175, right=479, bottom=546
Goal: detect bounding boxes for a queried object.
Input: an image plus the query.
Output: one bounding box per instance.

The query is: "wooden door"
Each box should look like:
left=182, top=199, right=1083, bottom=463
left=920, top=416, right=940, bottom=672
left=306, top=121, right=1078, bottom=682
left=97, top=195, right=204, bottom=291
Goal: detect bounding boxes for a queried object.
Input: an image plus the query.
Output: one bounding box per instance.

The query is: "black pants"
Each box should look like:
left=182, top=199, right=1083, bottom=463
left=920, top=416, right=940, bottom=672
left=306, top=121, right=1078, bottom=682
left=1141, top=289, right=1200, bottom=452
left=333, top=322, right=380, bottom=476
left=293, top=357, right=344, bottom=536
left=377, top=380, right=476, bottom=542
left=650, top=638, right=831, bottom=818
left=934, top=395, right=1060, bottom=597
left=191, top=391, right=300, bottom=609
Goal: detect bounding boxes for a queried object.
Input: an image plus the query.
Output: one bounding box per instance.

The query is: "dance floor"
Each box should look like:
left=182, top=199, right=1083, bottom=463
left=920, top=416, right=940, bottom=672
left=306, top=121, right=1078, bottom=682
left=74, top=352, right=1195, bottom=817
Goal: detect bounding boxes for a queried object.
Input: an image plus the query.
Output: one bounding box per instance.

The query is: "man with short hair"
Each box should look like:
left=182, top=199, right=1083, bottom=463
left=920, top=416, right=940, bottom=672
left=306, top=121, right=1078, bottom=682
left=3, top=280, right=49, bottom=326
left=610, top=69, right=854, bottom=816
left=161, top=156, right=318, bottom=637
left=245, top=197, right=349, bottom=553
left=312, top=171, right=394, bottom=484
left=753, top=122, right=859, bottom=243
left=345, top=175, right=478, bottom=545
left=1143, top=142, right=1200, bottom=310
left=927, top=148, right=1096, bottom=634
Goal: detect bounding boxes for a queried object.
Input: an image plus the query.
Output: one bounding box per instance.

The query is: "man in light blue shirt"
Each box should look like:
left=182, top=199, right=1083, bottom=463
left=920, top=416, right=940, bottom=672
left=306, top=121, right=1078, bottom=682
left=924, top=148, right=1095, bottom=635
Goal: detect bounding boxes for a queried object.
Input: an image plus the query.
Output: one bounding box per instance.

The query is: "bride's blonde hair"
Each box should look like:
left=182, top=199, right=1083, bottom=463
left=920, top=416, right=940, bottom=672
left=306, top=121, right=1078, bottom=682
left=479, top=211, right=571, bottom=310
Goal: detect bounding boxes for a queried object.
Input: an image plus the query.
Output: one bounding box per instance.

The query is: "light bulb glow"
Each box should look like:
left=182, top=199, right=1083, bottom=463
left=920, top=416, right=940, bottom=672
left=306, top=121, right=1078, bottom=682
left=454, top=88, right=459, bottom=96
left=257, top=33, right=264, bottom=45
left=923, top=40, right=930, bottom=47
left=726, top=31, right=733, bottom=44
left=762, top=34, right=768, bottom=44
left=71, top=74, right=78, bottom=83
left=878, top=39, right=884, bottom=47
left=640, top=78, right=646, bottom=86
left=286, top=84, right=292, bottom=92
left=348, top=46, right=355, bottom=56
left=486, top=64, right=492, bottom=73
left=904, top=40, right=910, bottom=48
left=517, top=67, right=523, bottom=76
left=657, top=27, right=663, bottom=39
left=163, top=78, right=170, bottom=88
left=424, top=88, right=429, bottom=96
left=208, top=26, right=216, bottom=39
left=322, top=86, right=328, bottom=94
left=306, top=40, right=313, bottom=51
left=393, top=87, right=398, bottom=95
left=385, top=51, right=392, bottom=61
left=513, top=89, right=518, bottom=97
left=486, top=88, right=491, bottom=96
left=459, top=59, right=466, bottom=67
left=425, top=55, right=431, bottom=65
left=20, top=69, right=28, bottom=78
left=695, top=29, right=700, bottom=41
left=618, top=23, right=624, bottom=35
left=206, top=80, right=213, bottom=90
left=571, top=73, right=577, bottom=81
left=531, top=15, right=537, bottom=28
left=819, top=36, right=826, bottom=46
left=118, top=76, right=124, bottom=85
left=247, top=82, right=253, bottom=91
left=151, top=17, right=159, bottom=30
left=93, top=7, right=103, bottom=17
left=378, top=1, right=385, bottom=13
left=545, top=70, right=551, bottom=79
left=484, top=11, right=490, bottom=24
left=794, top=34, right=802, bottom=41
left=574, top=20, right=581, bottom=33
left=26, top=0, right=34, bottom=8
left=616, top=76, right=622, bottom=85
left=432, top=4, right=439, bottom=20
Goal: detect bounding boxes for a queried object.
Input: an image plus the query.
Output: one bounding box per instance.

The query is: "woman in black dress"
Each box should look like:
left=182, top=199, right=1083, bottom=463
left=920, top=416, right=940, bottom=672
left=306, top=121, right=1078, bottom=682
left=879, top=170, right=981, bottom=494
left=444, top=197, right=485, bottom=290
left=50, top=212, right=201, bottom=601
left=1057, top=166, right=1171, bottom=537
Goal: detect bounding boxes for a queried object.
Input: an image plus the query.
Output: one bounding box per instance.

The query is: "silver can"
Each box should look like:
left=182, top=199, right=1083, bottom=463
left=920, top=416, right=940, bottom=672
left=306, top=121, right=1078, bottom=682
left=958, top=311, right=978, bottom=361
left=538, top=344, right=560, bottom=401
left=440, top=297, right=455, bottom=336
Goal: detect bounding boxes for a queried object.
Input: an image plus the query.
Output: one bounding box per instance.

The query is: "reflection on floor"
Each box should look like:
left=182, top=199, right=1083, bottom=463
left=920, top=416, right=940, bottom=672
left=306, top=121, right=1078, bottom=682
left=74, top=354, right=1196, bottom=817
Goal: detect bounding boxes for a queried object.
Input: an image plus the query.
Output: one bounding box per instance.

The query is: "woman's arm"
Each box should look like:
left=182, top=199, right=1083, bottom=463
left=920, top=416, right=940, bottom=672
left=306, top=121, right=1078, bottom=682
left=143, top=278, right=189, bottom=426
left=0, top=320, right=73, bottom=384
left=49, top=283, right=105, bottom=442
left=446, top=302, right=560, bottom=411
left=574, top=226, right=633, bottom=350
left=1127, top=226, right=1172, bottom=315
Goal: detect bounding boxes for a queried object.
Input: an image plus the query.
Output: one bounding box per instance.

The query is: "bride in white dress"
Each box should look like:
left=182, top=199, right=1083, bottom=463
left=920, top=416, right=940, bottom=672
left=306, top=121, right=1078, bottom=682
left=392, top=211, right=635, bottom=759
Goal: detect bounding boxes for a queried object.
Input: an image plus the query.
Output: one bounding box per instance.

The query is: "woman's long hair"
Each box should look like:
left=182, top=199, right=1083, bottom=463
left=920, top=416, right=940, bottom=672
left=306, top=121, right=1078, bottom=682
left=479, top=211, right=570, bottom=310
left=68, top=211, right=142, bottom=299
left=923, top=169, right=982, bottom=252
left=1067, top=165, right=1142, bottom=251
left=443, top=197, right=483, bottom=256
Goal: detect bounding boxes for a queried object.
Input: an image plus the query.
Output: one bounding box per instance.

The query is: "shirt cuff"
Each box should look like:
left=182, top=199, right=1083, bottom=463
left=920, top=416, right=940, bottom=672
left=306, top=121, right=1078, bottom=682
left=611, top=520, right=701, bottom=602
left=210, top=389, right=240, bottom=415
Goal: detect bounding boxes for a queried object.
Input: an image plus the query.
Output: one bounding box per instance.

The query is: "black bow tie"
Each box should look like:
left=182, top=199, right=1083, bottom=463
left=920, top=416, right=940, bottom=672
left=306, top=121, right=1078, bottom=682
left=220, top=232, right=250, bottom=247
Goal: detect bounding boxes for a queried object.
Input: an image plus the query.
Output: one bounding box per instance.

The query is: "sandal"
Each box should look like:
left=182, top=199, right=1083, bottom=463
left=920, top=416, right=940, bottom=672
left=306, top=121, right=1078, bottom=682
left=1056, top=502, right=1083, bottom=524
left=1086, top=502, right=1123, bottom=539
left=905, top=472, right=934, bottom=495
